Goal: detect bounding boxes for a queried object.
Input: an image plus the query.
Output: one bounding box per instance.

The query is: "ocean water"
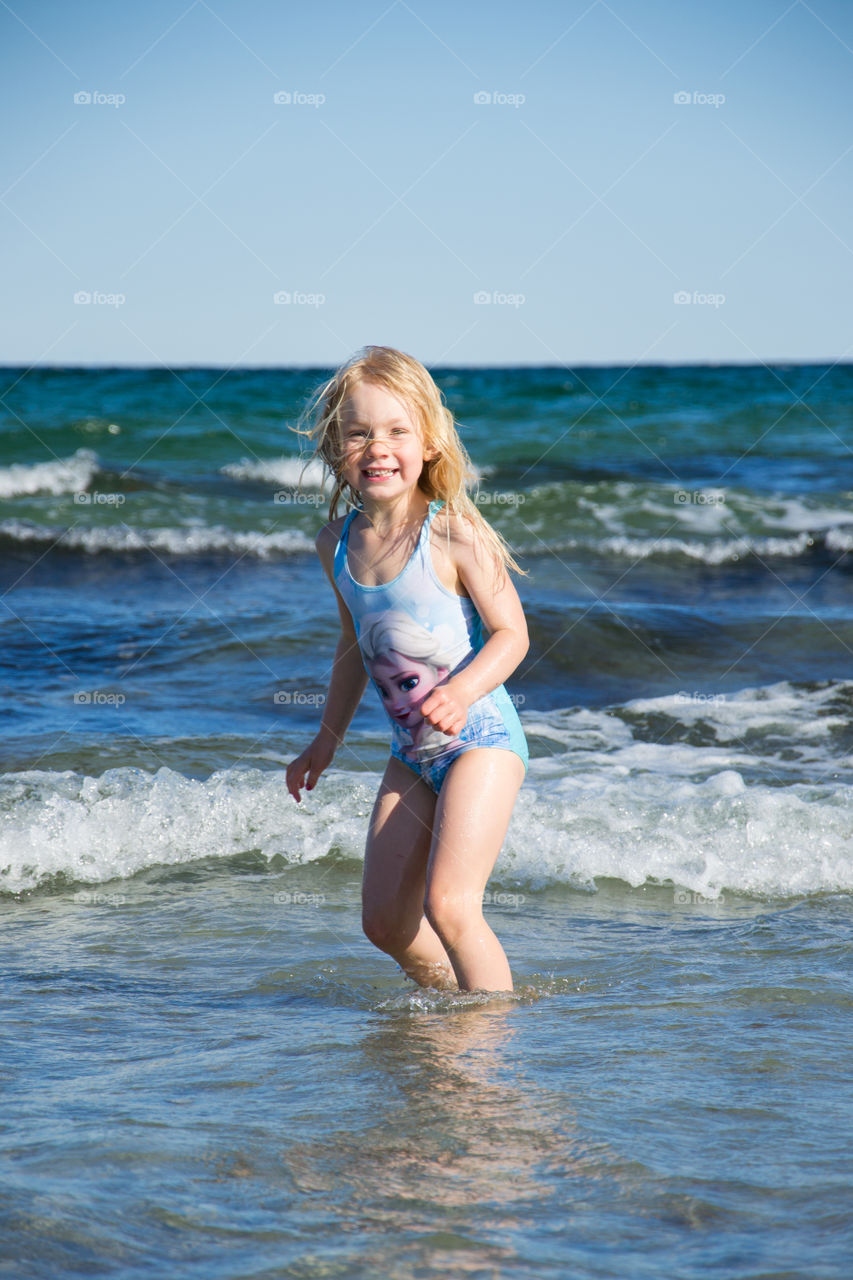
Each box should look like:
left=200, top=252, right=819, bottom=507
left=1, top=364, right=852, bottom=1278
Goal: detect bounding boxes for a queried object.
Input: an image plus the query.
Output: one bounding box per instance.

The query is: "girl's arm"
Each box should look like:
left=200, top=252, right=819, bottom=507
left=285, top=526, right=368, bottom=802
left=419, top=518, right=529, bottom=736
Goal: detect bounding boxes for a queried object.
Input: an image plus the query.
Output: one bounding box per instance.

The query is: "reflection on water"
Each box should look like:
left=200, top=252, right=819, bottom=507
left=280, top=1001, right=618, bottom=1272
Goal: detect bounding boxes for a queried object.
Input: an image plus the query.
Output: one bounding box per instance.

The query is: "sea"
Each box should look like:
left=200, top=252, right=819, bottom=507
left=1, top=363, right=851, bottom=1279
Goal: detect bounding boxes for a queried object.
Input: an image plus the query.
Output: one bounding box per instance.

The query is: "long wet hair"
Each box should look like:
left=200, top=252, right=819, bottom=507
left=291, top=345, right=526, bottom=578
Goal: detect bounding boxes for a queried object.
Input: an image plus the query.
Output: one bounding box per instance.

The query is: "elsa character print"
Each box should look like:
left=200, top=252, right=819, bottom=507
left=358, top=611, right=461, bottom=761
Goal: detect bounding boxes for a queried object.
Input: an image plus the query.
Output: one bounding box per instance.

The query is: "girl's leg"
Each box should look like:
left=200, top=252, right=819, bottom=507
left=424, top=747, right=525, bottom=993
left=362, top=755, right=457, bottom=989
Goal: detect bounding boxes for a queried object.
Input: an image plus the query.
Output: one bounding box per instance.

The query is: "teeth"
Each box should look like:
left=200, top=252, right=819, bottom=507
left=365, top=469, right=395, bottom=477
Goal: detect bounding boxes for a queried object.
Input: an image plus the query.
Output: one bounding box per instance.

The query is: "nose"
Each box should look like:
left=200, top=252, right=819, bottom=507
left=362, top=436, right=393, bottom=462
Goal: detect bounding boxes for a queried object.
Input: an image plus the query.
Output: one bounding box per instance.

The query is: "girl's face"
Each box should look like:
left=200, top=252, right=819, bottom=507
left=338, top=381, right=435, bottom=500
left=367, top=651, right=448, bottom=730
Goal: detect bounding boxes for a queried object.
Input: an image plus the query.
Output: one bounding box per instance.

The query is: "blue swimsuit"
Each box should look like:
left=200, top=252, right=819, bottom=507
left=333, top=499, right=529, bottom=794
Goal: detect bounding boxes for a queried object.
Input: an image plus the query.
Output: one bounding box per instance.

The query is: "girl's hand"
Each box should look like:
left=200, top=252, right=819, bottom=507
left=286, top=736, right=336, bottom=803
left=418, top=684, right=470, bottom=737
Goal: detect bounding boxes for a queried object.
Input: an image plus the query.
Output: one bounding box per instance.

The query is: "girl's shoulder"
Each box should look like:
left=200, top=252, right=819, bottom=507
left=314, top=512, right=350, bottom=572
left=316, top=511, right=349, bottom=542
left=430, top=501, right=483, bottom=552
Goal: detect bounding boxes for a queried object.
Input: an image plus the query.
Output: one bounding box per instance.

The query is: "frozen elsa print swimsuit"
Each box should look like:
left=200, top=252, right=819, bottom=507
left=333, top=498, right=529, bottom=794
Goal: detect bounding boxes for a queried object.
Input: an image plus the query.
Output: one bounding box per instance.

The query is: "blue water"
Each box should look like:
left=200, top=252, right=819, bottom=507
left=1, top=364, right=852, bottom=1277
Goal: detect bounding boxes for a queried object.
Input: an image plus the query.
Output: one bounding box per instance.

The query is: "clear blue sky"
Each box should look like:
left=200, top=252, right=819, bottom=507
left=1, top=0, right=851, bottom=366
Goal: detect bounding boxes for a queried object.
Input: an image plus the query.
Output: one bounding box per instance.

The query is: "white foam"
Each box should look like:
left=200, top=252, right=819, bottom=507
left=503, top=764, right=853, bottom=899
left=221, top=456, right=331, bottom=489
left=0, top=766, right=375, bottom=895
left=0, top=520, right=314, bottom=558
left=826, top=527, right=853, bottom=553
left=625, top=680, right=851, bottom=744
left=3, top=681, right=852, bottom=898
left=0, top=450, right=100, bottom=497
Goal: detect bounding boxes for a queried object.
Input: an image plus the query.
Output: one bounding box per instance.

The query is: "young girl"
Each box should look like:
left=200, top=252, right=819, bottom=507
left=285, top=346, right=529, bottom=994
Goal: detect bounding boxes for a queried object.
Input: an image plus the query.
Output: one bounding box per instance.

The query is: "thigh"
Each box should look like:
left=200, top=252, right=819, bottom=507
left=426, top=748, right=525, bottom=902
left=362, top=755, right=438, bottom=913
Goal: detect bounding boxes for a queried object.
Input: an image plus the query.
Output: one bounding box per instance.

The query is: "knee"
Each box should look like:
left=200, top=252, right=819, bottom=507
left=423, top=886, right=478, bottom=947
left=362, top=904, right=411, bottom=954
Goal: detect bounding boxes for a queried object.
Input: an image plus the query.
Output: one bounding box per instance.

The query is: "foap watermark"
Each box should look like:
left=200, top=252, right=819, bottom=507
left=73, top=90, right=126, bottom=108
left=474, top=490, right=526, bottom=508
left=673, top=90, right=725, bottom=108
left=273, top=490, right=325, bottom=507
left=675, top=691, right=726, bottom=705
left=473, top=91, right=526, bottom=108
left=482, top=889, right=526, bottom=909
left=274, top=690, right=326, bottom=706
left=73, top=690, right=126, bottom=706
left=74, top=290, right=126, bottom=308
left=273, top=90, right=325, bottom=107
left=474, top=290, right=525, bottom=308
left=273, top=890, right=326, bottom=906
left=674, top=290, right=725, bottom=308
left=674, top=489, right=726, bottom=506
left=273, top=290, right=325, bottom=308
left=674, top=889, right=725, bottom=905
left=74, top=890, right=127, bottom=906
left=507, top=692, right=526, bottom=708
left=74, top=490, right=126, bottom=506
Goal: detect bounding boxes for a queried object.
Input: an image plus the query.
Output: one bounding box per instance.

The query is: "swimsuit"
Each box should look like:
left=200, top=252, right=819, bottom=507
left=333, top=499, right=529, bottom=795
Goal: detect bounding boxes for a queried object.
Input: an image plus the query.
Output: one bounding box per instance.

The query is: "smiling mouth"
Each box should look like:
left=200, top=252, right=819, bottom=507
left=363, top=468, right=398, bottom=479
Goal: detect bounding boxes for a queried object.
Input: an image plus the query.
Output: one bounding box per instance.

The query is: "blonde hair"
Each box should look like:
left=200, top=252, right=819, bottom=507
left=291, top=345, right=527, bottom=579
left=358, top=610, right=453, bottom=670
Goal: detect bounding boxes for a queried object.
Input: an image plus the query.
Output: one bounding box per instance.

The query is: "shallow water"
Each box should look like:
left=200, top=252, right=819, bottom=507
left=2, top=866, right=851, bottom=1279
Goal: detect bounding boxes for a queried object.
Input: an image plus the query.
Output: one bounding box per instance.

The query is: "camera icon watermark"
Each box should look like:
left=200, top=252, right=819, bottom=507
left=74, top=890, right=127, bottom=906
left=73, top=290, right=126, bottom=308
left=73, top=490, right=126, bottom=506
left=482, top=889, right=526, bottom=909
left=272, top=891, right=326, bottom=906
left=73, top=690, right=126, bottom=706
left=73, top=90, right=126, bottom=108
left=273, top=490, right=325, bottom=506
left=273, top=690, right=326, bottom=706
left=474, top=490, right=526, bottom=507
left=674, top=889, right=725, bottom=905
left=673, top=489, right=726, bottom=505
left=673, top=290, right=726, bottom=307
left=673, top=90, right=725, bottom=108
left=473, top=290, right=525, bottom=307
left=473, top=91, right=526, bottom=108
left=273, top=290, right=325, bottom=307
left=273, top=90, right=325, bottom=107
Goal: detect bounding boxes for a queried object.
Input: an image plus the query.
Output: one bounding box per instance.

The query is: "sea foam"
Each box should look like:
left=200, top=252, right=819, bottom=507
left=3, top=681, right=851, bottom=898
left=0, top=450, right=100, bottom=497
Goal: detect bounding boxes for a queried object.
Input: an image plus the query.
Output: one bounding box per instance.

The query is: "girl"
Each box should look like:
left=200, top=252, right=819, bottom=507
left=285, top=346, right=529, bottom=994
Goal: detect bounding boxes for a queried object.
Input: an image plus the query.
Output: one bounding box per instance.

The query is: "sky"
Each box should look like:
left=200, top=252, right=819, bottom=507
left=1, top=0, right=851, bottom=367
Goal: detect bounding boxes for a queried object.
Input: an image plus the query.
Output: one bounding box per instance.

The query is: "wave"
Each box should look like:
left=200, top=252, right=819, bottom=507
left=513, top=479, right=853, bottom=561
left=221, top=455, right=331, bottom=489
left=0, top=519, right=313, bottom=558
left=3, top=682, right=851, bottom=897
left=0, top=449, right=100, bottom=497
left=533, top=531, right=834, bottom=563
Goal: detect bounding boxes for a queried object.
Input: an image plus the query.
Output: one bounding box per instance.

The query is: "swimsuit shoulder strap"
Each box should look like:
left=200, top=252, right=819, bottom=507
left=414, top=498, right=446, bottom=570
left=333, top=506, right=361, bottom=581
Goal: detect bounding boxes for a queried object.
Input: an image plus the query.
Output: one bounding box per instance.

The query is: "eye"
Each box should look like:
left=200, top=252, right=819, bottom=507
left=399, top=675, right=420, bottom=693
